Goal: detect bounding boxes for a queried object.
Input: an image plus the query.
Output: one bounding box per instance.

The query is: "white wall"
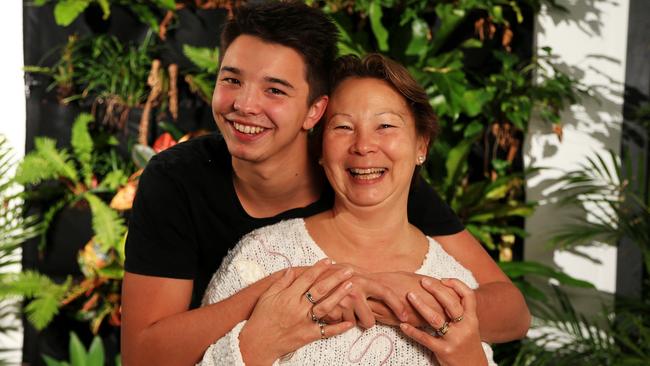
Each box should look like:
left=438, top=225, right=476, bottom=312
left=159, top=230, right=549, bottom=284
left=526, top=0, right=630, bottom=305
left=0, top=1, right=25, bottom=364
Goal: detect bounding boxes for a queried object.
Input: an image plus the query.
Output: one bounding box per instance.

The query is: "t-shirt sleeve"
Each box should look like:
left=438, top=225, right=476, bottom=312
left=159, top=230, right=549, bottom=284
left=408, top=175, right=464, bottom=236
left=124, top=155, right=198, bottom=279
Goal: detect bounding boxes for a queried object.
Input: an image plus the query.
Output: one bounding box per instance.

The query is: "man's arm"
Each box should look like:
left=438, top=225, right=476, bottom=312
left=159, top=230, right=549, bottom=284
left=120, top=271, right=281, bottom=365
left=433, top=230, right=530, bottom=342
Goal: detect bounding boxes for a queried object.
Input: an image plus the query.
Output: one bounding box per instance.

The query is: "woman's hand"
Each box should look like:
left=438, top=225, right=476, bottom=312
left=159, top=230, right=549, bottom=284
left=399, top=278, right=488, bottom=366
left=238, top=259, right=355, bottom=365
left=311, top=268, right=408, bottom=329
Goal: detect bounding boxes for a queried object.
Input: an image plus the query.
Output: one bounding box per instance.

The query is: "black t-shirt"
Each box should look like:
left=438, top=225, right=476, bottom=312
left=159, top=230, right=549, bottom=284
left=125, top=133, right=464, bottom=308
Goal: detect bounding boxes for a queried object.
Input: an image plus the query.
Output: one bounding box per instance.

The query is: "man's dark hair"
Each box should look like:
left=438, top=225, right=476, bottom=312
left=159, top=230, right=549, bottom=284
left=220, top=1, right=339, bottom=105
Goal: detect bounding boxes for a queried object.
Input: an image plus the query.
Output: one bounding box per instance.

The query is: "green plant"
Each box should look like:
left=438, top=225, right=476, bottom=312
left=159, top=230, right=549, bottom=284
left=183, top=45, right=220, bottom=103
left=32, top=0, right=175, bottom=32
left=12, top=113, right=132, bottom=332
left=0, top=135, right=70, bottom=342
left=506, top=287, right=650, bottom=365
left=42, top=332, right=121, bottom=366
left=24, top=35, right=81, bottom=104
left=0, top=136, right=43, bottom=364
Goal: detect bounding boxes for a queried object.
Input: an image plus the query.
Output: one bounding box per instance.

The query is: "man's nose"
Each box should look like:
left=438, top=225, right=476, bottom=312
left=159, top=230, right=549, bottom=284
left=233, top=86, right=261, bottom=115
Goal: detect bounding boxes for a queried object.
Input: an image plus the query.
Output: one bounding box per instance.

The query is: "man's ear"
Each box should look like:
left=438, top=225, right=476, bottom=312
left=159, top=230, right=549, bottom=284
left=303, top=95, right=329, bottom=130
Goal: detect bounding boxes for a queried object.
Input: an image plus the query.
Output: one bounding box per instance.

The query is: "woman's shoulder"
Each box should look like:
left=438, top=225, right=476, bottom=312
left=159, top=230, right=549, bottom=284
left=421, top=236, right=479, bottom=289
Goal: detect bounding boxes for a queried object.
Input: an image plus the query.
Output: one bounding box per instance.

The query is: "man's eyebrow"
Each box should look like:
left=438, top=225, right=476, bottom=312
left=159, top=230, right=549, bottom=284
left=220, top=66, right=240, bottom=74
left=264, top=76, right=295, bottom=90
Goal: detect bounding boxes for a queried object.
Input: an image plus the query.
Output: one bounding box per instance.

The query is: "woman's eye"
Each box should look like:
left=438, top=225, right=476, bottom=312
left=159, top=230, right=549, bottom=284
left=333, top=125, right=352, bottom=130
left=379, top=123, right=396, bottom=129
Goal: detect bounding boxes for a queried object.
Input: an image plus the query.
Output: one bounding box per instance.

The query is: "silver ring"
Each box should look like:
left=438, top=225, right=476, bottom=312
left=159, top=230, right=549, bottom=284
left=453, top=315, right=464, bottom=323
left=319, top=322, right=326, bottom=339
left=434, top=321, right=449, bottom=337
left=305, top=291, right=317, bottom=304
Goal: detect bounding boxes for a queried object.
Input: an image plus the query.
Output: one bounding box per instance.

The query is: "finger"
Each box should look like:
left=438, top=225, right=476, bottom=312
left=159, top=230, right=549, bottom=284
left=320, top=308, right=343, bottom=324
left=363, top=282, right=407, bottom=322
left=339, top=300, right=357, bottom=326
left=290, top=258, right=332, bottom=298
left=309, top=267, right=354, bottom=303
left=406, top=292, right=447, bottom=329
left=399, top=323, right=443, bottom=352
left=264, top=268, right=296, bottom=297
left=313, top=282, right=353, bottom=319
left=421, top=278, right=463, bottom=321
left=440, top=278, right=477, bottom=314
left=309, top=321, right=355, bottom=342
left=352, top=295, right=376, bottom=329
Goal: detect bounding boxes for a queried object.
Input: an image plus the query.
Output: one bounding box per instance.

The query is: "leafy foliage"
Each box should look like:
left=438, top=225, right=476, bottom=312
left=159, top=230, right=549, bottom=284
left=506, top=287, right=650, bottom=365
left=183, top=45, right=220, bottom=103
left=42, top=332, right=121, bottom=366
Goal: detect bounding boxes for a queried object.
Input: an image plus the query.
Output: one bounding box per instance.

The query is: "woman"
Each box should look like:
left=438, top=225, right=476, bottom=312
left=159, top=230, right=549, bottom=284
left=199, top=54, right=496, bottom=366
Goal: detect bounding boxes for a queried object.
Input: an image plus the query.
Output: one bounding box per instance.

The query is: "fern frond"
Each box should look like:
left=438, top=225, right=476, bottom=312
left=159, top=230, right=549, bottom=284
left=15, top=138, right=79, bottom=185
left=85, top=193, right=126, bottom=252
left=0, top=271, right=71, bottom=330
left=71, top=113, right=95, bottom=187
left=98, top=170, right=128, bottom=191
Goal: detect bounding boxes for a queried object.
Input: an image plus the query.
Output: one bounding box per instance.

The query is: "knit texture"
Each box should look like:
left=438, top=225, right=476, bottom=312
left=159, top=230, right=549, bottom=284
left=199, top=219, right=497, bottom=365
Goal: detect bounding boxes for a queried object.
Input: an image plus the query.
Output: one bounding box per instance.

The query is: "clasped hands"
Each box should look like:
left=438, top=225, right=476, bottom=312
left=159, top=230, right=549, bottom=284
left=239, top=259, right=485, bottom=366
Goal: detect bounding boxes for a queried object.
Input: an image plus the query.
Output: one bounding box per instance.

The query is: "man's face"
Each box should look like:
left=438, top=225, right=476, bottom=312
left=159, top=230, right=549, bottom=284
left=212, top=35, right=323, bottom=163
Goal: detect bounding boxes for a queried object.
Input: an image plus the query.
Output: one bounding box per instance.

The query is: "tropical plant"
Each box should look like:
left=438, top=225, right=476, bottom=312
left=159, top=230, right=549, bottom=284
left=31, top=0, right=176, bottom=33
left=24, top=35, right=81, bottom=104
left=503, top=286, right=650, bottom=366
left=10, top=113, right=132, bottom=333
left=183, top=45, right=220, bottom=103
left=42, top=332, right=121, bottom=366
left=0, top=136, right=42, bottom=364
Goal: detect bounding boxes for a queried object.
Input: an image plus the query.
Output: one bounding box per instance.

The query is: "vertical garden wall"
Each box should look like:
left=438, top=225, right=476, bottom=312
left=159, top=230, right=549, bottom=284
left=0, top=0, right=647, bottom=365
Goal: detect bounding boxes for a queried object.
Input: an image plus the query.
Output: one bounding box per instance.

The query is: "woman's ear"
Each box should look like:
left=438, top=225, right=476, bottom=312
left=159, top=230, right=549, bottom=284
left=303, top=95, right=329, bottom=130
left=416, top=136, right=430, bottom=163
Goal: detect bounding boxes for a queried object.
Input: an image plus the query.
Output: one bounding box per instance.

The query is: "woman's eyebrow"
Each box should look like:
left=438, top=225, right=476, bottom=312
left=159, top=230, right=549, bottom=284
left=376, top=110, right=406, bottom=122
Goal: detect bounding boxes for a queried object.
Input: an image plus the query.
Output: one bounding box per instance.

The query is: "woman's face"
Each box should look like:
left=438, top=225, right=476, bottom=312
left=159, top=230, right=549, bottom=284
left=322, top=77, right=428, bottom=209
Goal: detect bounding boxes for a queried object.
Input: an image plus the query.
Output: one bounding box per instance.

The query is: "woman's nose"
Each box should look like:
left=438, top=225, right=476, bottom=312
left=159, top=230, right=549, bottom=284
left=350, top=130, right=377, bottom=155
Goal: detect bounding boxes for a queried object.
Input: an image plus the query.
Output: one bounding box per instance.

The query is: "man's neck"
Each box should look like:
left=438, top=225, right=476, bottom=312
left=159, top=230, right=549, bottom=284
left=232, top=141, right=322, bottom=218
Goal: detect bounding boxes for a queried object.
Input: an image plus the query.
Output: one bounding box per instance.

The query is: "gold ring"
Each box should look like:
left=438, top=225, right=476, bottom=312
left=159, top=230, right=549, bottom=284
left=309, top=309, right=319, bottom=322
left=453, top=315, right=464, bottom=323
left=305, top=291, right=317, bottom=304
left=434, top=321, right=449, bottom=337
left=319, top=322, right=326, bottom=339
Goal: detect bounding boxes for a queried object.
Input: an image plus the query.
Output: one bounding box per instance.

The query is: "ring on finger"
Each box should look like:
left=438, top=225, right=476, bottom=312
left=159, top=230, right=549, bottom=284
left=305, top=291, right=318, bottom=304
left=452, top=315, right=464, bottom=323
left=319, top=322, right=327, bottom=339
left=434, top=321, right=449, bottom=337
left=309, top=309, right=320, bottom=323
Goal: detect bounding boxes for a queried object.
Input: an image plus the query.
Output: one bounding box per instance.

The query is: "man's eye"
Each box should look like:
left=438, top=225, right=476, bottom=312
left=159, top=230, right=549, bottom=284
left=379, top=123, right=396, bottom=129
left=221, top=78, right=240, bottom=85
left=334, top=125, right=352, bottom=130
left=268, top=88, right=286, bottom=95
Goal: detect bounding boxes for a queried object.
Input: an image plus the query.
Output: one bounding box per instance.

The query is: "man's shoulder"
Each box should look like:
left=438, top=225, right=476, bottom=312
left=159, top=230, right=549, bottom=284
left=146, top=132, right=229, bottom=173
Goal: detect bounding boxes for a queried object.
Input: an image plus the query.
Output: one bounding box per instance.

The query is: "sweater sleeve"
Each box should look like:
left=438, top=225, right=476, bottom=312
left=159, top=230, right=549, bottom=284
left=199, top=228, right=295, bottom=365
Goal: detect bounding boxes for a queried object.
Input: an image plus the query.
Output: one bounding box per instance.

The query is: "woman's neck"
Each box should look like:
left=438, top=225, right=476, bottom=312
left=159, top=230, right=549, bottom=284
left=306, top=197, right=428, bottom=272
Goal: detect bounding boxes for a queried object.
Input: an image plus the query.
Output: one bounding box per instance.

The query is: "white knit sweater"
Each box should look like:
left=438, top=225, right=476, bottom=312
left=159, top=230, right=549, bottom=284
left=199, top=219, right=496, bottom=366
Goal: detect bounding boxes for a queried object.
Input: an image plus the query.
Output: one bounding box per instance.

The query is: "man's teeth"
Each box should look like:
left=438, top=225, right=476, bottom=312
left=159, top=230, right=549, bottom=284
left=349, top=168, right=386, bottom=180
left=233, top=122, right=265, bottom=134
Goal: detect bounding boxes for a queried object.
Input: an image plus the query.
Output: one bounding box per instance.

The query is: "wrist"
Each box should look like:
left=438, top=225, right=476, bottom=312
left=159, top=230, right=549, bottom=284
left=239, top=323, right=277, bottom=365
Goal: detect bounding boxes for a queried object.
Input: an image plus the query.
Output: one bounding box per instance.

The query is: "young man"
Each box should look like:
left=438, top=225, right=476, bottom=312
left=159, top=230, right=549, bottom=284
left=121, top=2, right=530, bottom=365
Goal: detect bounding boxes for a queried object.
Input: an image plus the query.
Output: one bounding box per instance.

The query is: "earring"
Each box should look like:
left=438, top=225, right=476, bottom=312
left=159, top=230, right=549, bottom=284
left=417, top=156, right=426, bottom=165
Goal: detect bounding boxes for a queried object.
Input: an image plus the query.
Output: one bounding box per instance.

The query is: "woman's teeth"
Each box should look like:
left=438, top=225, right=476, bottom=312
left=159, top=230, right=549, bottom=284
left=349, top=168, right=386, bottom=180
left=233, top=122, right=265, bottom=135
